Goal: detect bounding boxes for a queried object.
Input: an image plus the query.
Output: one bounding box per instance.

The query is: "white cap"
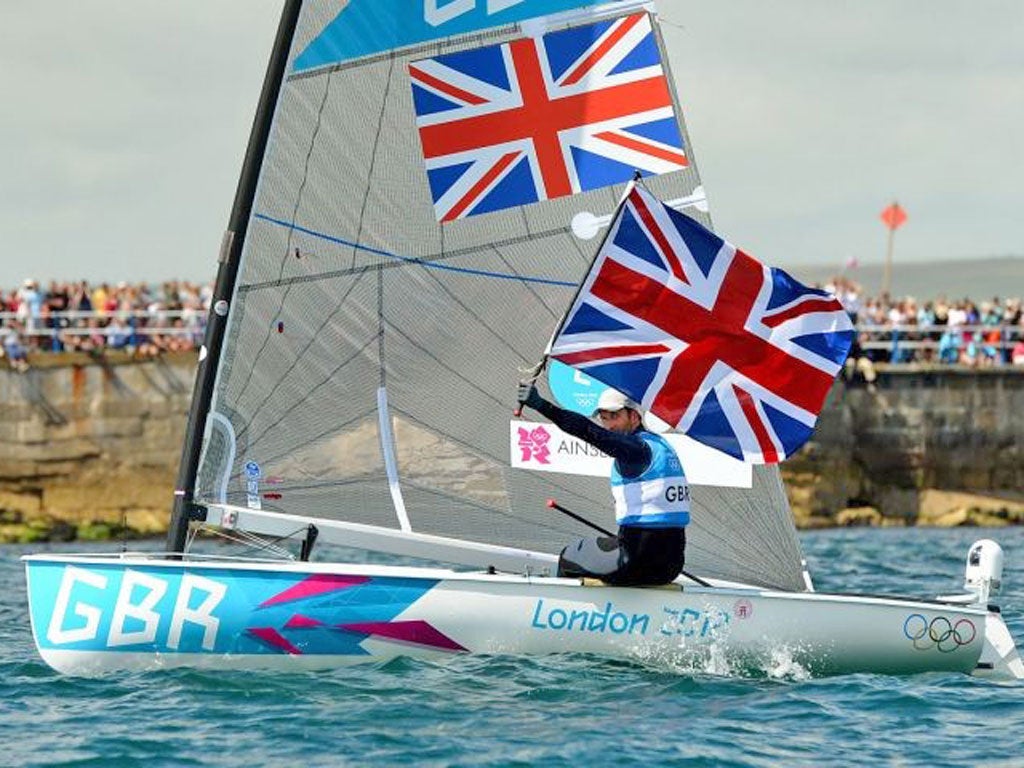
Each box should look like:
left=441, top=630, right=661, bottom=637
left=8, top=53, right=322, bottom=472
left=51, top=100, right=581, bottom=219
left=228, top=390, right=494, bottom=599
left=592, top=388, right=640, bottom=416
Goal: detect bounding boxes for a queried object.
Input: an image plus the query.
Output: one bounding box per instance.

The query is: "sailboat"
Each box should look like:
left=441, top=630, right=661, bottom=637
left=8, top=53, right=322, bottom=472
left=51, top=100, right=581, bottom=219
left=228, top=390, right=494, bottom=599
left=24, top=0, right=1022, bottom=679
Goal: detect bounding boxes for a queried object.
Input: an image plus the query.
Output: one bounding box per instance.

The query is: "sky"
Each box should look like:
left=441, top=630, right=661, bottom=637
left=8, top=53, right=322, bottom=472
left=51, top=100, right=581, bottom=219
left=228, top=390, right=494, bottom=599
left=2, top=0, right=1022, bottom=289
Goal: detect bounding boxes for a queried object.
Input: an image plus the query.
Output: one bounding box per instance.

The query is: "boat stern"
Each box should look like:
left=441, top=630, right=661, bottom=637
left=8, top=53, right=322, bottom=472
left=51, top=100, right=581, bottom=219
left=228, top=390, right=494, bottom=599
left=940, top=539, right=1023, bottom=681
left=973, top=610, right=1024, bottom=681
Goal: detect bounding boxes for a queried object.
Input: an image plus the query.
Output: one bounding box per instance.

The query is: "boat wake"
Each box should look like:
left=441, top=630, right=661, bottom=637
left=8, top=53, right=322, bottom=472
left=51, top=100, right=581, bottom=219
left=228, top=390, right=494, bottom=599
left=627, top=625, right=814, bottom=681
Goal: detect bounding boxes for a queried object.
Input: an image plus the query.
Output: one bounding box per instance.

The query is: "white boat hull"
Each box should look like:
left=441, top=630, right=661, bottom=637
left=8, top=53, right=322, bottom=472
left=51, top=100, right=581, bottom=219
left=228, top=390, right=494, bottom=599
left=23, top=554, right=1022, bottom=679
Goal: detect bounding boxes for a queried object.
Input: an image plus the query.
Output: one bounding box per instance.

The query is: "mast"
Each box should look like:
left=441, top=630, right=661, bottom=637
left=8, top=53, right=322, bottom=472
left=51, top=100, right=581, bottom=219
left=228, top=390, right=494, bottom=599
left=166, top=0, right=303, bottom=554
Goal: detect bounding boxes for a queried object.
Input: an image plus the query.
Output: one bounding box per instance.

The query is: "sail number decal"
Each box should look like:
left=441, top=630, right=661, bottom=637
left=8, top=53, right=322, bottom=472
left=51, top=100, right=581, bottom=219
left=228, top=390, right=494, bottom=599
left=40, top=565, right=226, bottom=652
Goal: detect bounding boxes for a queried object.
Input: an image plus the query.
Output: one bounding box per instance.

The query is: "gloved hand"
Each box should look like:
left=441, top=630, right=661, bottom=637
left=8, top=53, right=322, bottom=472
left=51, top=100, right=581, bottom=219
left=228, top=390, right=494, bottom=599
left=516, top=380, right=545, bottom=411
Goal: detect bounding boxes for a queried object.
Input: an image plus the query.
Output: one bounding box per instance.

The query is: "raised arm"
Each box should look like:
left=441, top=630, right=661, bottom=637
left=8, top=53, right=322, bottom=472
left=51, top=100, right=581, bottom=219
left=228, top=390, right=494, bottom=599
left=517, top=382, right=650, bottom=478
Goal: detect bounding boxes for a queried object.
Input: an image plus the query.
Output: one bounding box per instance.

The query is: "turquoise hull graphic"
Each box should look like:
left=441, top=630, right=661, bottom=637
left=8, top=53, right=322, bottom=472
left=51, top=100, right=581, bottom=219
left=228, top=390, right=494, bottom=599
left=26, top=558, right=449, bottom=657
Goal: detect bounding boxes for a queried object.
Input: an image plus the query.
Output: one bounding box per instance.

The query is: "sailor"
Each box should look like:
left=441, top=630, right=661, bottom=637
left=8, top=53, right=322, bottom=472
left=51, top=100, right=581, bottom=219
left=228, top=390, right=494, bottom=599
left=516, top=381, right=690, bottom=586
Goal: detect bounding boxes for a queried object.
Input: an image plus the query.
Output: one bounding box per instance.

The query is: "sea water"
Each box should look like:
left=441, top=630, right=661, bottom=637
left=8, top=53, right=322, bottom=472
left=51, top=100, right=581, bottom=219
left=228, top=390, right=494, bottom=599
left=2, top=527, right=1022, bottom=767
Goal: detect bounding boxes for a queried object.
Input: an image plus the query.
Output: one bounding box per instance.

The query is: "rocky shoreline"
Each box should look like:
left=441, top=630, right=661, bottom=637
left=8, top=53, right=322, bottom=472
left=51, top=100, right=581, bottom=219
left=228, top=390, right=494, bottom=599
left=791, top=488, right=1024, bottom=530
left=3, top=484, right=1022, bottom=545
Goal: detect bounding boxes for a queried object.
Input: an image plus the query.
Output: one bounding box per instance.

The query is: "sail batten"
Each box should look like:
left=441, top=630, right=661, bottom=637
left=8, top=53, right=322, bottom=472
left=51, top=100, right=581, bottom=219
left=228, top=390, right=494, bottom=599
left=189, top=1, right=809, bottom=592
left=377, top=387, right=412, bottom=532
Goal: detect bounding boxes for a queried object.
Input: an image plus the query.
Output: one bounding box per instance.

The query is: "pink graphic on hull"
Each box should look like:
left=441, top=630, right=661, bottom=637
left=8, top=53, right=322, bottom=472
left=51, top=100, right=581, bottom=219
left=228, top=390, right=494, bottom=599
left=340, top=620, right=467, bottom=652
left=247, top=627, right=302, bottom=655
left=285, top=614, right=325, bottom=629
left=258, top=573, right=370, bottom=608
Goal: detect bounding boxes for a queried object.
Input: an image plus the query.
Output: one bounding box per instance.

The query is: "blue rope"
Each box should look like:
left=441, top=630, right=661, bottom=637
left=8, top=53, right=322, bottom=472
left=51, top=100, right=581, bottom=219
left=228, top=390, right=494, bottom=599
left=254, top=213, right=577, bottom=288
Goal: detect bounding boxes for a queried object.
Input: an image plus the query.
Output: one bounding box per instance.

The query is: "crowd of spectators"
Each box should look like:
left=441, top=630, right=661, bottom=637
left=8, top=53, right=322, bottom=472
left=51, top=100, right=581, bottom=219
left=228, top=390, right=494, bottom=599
left=1, top=276, right=1022, bottom=373
left=1, top=279, right=211, bottom=371
left=824, top=277, right=1024, bottom=383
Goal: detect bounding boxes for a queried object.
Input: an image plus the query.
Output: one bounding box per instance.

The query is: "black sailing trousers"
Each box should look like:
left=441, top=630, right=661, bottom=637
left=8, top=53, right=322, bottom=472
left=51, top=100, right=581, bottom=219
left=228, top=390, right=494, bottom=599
left=557, top=526, right=686, bottom=587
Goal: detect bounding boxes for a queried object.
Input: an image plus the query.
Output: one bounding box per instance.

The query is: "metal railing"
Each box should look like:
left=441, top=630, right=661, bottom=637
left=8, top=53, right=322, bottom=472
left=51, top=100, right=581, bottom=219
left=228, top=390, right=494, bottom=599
left=855, top=322, right=1023, bottom=364
left=0, top=309, right=206, bottom=353
left=2, top=311, right=1023, bottom=364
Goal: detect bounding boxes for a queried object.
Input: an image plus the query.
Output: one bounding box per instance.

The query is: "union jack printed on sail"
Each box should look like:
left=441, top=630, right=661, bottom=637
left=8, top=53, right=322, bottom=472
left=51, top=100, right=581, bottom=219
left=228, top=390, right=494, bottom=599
left=409, top=12, right=688, bottom=222
left=547, top=186, right=855, bottom=464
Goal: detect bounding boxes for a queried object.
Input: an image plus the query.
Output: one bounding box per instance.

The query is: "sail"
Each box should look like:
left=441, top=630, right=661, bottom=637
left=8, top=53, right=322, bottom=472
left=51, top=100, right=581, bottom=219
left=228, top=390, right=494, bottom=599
left=189, top=0, right=808, bottom=591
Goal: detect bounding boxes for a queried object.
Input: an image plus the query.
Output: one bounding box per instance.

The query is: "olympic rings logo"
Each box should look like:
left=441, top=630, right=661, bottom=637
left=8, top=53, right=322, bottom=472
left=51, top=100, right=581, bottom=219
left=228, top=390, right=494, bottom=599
left=903, top=614, right=976, bottom=653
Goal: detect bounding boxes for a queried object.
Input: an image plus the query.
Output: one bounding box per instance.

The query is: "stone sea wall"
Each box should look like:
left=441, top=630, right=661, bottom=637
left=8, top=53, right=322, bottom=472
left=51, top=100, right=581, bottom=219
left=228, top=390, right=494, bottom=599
left=0, top=353, right=192, bottom=542
left=786, top=367, right=1024, bottom=528
left=1, top=355, right=1022, bottom=542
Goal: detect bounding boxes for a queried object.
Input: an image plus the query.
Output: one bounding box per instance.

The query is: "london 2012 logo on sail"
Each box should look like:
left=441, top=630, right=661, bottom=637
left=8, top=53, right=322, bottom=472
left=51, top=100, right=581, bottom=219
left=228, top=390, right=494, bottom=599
left=517, top=425, right=552, bottom=464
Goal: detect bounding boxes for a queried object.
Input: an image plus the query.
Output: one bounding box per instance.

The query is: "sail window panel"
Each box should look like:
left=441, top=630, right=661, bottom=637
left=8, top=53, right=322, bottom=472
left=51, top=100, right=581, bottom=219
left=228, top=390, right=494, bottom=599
left=197, top=413, right=401, bottom=530
left=226, top=355, right=379, bottom=470
left=397, top=478, right=584, bottom=556
left=270, top=418, right=384, bottom=482
left=390, top=417, right=509, bottom=512
left=379, top=261, right=549, bottom=462
left=686, top=468, right=807, bottom=591
left=505, top=468, right=619, bottom=552
left=201, top=276, right=383, bottom=521
left=252, top=476, right=403, bottom=530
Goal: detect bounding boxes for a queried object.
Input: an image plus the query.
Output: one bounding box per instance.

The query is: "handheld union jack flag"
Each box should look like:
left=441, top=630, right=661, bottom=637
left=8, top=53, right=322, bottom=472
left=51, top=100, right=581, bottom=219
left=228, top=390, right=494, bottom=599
left=409, top=12, right=688, bottom=222
left=546, top=185, right=855, bottom=464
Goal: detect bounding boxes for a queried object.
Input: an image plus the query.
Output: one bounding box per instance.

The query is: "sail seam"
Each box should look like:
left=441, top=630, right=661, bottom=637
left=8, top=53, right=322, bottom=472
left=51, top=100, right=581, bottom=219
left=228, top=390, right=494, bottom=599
left=238, top=407, right=380, bottom=480
left=249, top=213, right=577, bottom=289
left=352, top=55, right=395, bottom=269
left=237, top=336, right=379, bottom=449
left=228, top=68, right=336, bottom=413
left=487, top=245, right=561, bottom=322
left=397, top=477, right=591, bottom=539
left=230, top=267, right=372, bottom=444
